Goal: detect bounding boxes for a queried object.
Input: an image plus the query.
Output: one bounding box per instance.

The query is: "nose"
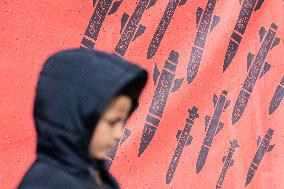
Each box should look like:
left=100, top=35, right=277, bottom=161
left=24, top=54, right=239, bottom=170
left=113, top=123, right=124, bottom=141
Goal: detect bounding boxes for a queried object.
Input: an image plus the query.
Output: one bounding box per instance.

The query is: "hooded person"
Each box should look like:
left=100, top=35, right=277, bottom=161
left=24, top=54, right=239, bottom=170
left=17, top=48, right=148, bottom=189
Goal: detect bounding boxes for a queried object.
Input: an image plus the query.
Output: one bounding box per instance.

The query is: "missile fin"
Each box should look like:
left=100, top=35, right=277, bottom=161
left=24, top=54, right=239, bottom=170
left=172, top=78, right=184, bottom=92
left=267, top=144, right=275, bottom=152
left=186, top=135, right=193, bottom=146
left=210, top=15, right=220, bottom=33
left=222, top=156, right=226, bottom=162
left=176, top=130, right=182, bottom=140
left=259, top=27, right=266, bottom=42
left=132, top=24, right=146, bottom=41
left=216, top=122, right=224, bottom=136
left=147, top=0, right=157, bottom=9
left=213, top=94, right=218, bottom=107
left=196, top=7, right=203, bottom=28
left=179, top=0, right=187, bottom=6
left=254, top=0, right=264, bottom=11
left=259, top=62, right=271, bottom=79
left=120, top=128, right=131, bottom=145
left=93, top=0, right=97, bottom=7
left=271, top=37, right=280, bottom=50
left=108, top=0, right=123, bottom=15
left=153, top=63, right=160, bottom=85
left=230, top=159, right=234, bottom=166
left=121, top=13, right=129, bottom=34
left=224, top=100, right=231, bottom=110
left=247, top=52, right=255, bottom=71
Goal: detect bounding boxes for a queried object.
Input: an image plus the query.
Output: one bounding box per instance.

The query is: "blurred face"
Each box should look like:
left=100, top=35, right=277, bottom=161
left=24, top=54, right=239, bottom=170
left=89, top=95, right=132, bottom=159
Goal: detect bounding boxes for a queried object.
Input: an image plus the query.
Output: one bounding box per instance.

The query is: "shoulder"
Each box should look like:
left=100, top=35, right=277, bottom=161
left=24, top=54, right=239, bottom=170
left=17, top=161, right=88, bottom=189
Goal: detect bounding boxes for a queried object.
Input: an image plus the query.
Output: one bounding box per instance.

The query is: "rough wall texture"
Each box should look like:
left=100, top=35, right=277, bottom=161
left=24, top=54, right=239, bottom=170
left=0, top=0, right=283, bottom=188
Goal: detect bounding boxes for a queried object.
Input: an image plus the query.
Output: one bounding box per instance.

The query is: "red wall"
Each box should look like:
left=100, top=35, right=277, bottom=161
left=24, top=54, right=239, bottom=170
left=1, top=0, right=283, bottom=188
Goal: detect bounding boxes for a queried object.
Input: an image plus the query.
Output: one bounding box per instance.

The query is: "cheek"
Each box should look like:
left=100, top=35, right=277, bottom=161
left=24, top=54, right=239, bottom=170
left=89, top=124, right=112, bottom=158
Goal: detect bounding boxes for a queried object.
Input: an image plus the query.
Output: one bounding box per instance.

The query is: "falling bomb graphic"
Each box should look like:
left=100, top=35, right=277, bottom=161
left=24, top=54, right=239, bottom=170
left=147, top=0, right=188, bottom=59
left=223, top=0, right=265, bottom=71
left=245, top=128, right=275, bottom=186
left=81, top=0, right=124, bottom=49
left=196, top=90, right=231, bottom=173
left=187, top=0, right=220, bottom=84
left=269, top=75, right=284, bottom=114
left=216, top=139, right=239, bottom=189
left=232, top=23, right=280, bottom=125
left=139, top=50, right=184, bottom=156
left=166, top=106, right=199, bottom=184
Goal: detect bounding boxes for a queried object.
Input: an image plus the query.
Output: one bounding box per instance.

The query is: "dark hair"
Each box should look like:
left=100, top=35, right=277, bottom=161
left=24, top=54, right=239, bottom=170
left=116, top=76, right=146, bottom=117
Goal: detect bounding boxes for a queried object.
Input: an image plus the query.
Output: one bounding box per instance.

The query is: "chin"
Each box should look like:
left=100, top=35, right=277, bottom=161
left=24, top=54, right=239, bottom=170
left=96, top=155, right=106, bottom=160
left=94, top=152, right=108, bottom=160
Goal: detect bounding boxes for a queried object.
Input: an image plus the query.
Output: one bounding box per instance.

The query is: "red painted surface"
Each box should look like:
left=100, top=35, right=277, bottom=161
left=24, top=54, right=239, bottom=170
left=1, top=0, right=283, bottom=188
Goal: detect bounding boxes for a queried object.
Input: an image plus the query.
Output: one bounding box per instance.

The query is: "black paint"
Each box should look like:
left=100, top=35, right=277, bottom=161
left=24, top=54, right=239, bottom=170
left=139, top=50, right=179, bottom=156
left=187, top=0, right=219, bottom=84
left=196, top=90, right=230, bottom=173
left=223, top=0, right=265, bottom=71
left=105, top=128, right=131, bottom=170
left=232, top=23, right=278, bottom=125
left=147, top=0, right=187, bottom=59
left=166, top=106, right=199, bottom=184
left=216, top=140, right=239, bottom=189
left=269, top=75, right=284, bottom=114
left=81, top=0, right=123, bottom=48
left=115, top=0, right=151, bottom=56
left=245, top=128, right=275, bottom=186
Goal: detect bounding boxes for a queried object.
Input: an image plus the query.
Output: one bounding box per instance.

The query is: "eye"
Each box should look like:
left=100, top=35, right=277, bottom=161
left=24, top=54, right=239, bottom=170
left=105, top=119, right=126, bottom=127
left=108, top=120, right=118, bottom=126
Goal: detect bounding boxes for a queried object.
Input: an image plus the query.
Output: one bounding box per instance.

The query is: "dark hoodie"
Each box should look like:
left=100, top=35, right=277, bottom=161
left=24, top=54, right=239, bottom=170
left=17, top=48, right=148, bottom=189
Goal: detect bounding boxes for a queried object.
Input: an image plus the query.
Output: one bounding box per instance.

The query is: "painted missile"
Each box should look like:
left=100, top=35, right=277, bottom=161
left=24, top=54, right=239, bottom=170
left=147, top=0, right=187, bottom=59
left=138, top=50, right=184, bottom=156
left=216, top=139, right=239, bottom=189
left=232, top=23, right=280, bottom=125
left=269, top=75, right=284, bottom=114
left=196, top=90, right=231, bottom=173
left=245, top=128, right=275, bottom=186
left=166, top=106, right=199, bottom=184
left=115, top=0, right=157, bottom=56
left=105, top=128, right=131, bottom=170
left=81, top=0, right=124, bottom=49
left=223, top=0, right=265, bottom=71
left=187, top=0, right=220, bottom=84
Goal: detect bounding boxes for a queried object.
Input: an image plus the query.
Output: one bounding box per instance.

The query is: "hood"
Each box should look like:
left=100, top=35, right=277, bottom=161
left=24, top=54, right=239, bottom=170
left=33, top=48, right=148, bottom=178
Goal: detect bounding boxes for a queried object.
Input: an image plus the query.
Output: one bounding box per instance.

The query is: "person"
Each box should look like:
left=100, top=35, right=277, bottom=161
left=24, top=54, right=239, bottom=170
left=17, top=48, right=148, bottom=189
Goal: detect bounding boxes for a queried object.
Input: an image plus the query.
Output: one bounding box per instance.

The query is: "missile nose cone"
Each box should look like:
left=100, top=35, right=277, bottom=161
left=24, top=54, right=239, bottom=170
left=138, top=140, right=147, bottom=157
left=232, top=113, right=240, bottom=125
left=223, top=54, right=231, bottom=72
left=187, top=47, right=202, bottom=84
left=232, top=90, right=250, bottom=125
left=196, top=145, right=209, bottom=173
left=269, top=105, right=275, bottom=115
left=223, top=40, right=239, bottom=72
left=223, top=64, right=227, bottom=72
left=245, top=167, right=255, bottom=186
left=138, top=149, right=143, bottom=157
left=138, top=124, right=157, bottom=156
left=196, top=165, right=202, bottom=174
left=166, top=175, right=172, bottom=184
